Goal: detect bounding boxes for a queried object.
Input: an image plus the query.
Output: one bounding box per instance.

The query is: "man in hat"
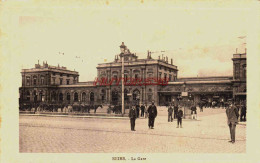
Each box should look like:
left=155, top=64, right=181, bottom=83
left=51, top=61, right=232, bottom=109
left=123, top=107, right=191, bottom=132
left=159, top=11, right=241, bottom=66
left=147, top=101, right=157, bottom=129
left=176, top=106, right=183, bottom=128
left=226, top=100, right=239, bottom=143
left=240, top=101, right=247, bottom=122
left=173, top=103, right=178, bottom=119
left=136, top=104, right=140, bottom=118
left=191, top=103, right=197, bottom=120
left=141, top=103, right=145, bottom=117
left=129, top=105, right=137, bottom=131
left=168, top=103, right=174, bottom=122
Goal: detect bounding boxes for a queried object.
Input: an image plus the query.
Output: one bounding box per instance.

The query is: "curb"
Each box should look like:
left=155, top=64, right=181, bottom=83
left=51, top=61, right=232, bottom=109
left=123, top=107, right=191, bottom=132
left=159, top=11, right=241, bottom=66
left=20, top=113, right=130, bottom=119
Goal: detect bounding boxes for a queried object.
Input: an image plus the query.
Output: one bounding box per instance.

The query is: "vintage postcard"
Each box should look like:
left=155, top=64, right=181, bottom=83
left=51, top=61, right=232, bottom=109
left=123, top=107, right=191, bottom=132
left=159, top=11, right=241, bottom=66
left=0, top=0, right=260, bottom=162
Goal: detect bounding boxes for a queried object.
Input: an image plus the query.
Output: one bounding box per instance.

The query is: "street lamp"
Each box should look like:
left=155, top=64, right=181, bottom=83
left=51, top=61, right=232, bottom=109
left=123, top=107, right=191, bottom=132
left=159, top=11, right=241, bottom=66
left=120, top=42, right=126, bottom=115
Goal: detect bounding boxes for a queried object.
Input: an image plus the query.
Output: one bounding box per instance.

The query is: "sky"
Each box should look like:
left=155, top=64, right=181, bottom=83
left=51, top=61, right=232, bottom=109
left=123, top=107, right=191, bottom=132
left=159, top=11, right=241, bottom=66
left=4, top=1, right=248, bottom=82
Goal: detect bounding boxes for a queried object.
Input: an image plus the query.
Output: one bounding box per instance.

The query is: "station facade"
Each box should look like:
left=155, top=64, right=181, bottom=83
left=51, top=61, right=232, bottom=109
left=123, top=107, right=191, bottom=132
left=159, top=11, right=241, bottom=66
left=19, top=43, right=246, bottom=107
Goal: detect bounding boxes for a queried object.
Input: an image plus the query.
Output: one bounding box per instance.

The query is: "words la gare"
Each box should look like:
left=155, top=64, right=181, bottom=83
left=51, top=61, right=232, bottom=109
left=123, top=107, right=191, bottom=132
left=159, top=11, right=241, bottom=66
left=131, top=157, right=146, bottom=160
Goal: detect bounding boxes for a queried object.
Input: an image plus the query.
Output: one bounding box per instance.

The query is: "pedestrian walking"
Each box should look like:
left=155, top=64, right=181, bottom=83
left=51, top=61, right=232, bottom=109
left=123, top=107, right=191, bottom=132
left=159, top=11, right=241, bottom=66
left=136, top=104, right=140, bottom=118
left=144, top=104, right=148, bottom=118
left=168, top=103, right=174, bottom=122
left=191, top=104, right=197, bottom=120
left=199, top=102, right=203, bottom=112
left=240, top=102, right=246, bottom=122
left=129, top=105, right=137, bottom=131
left=176, top=107, right=183, bottom=128
left=226, top=100, right=239, bottom=144
left=147, top=101, right=157, bottom=129
left=173, top=104, right=178, bottom=119
left=141, top=104, right=145, bottom=117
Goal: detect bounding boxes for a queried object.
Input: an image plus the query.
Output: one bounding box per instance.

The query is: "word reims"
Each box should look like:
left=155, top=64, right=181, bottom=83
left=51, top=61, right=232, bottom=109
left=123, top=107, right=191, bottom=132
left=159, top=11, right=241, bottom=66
left=93, top=77, right=169, bottom=86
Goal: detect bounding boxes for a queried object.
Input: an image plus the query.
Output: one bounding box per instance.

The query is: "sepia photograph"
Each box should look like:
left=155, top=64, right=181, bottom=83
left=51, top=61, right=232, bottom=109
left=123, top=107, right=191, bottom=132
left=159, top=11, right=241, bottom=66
left=1, top=0, right=260, bottom=163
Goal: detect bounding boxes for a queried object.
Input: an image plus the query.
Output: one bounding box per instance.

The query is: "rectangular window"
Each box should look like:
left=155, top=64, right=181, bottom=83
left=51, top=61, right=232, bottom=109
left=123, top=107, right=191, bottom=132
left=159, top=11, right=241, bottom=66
left=169, top=75, right=172, bottom=81
left=33, top=76, right=37, bottom=85
left=67, top=79, right=70, bottom=85
left=26, top=77, right=30, bottom=86
left=41, top=77, right=45, bottom=85
left=235, top=63, right=240, bottom=79
left=60, top=79, right=63, bottom=85
left=159, top=73, right=162, bottom=79
left=52, top=77, right=56, bottom=85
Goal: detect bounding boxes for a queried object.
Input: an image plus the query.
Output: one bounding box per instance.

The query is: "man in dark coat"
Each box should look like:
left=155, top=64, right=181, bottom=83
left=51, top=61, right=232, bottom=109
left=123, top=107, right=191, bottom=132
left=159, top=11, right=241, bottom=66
left=226, top=101, right=239, bottom=143
left=147, top=101, right=157, bottom=129
left=199, top=102, right=203, bottom=112
left=129, top=106, right=137, bottom=131
left=240, top=102, right=246, bottom=122
left=176, top=106, right=183, bottom=128
left=140, top=104, right=145, bottom=117
left=136, top=104, right=140, bottom=118
left=173, top=104, right=178, bottom=119
left=168, top=103, right=174, bottom=122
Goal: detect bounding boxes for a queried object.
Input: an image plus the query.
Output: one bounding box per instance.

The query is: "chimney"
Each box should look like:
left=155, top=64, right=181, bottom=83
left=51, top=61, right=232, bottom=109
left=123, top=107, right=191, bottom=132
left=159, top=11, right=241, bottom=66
left=245, top=48, right=247, bottom=54
left=171, top=58, right=173, bottom=65
left=166, top=56, right=168, bottom=63
left=147, top=50, right=149, bottom=59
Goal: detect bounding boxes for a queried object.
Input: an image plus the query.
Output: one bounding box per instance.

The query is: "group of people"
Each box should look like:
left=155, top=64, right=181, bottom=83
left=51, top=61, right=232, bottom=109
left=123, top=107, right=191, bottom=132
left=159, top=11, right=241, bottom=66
left=129, top=99, right=243, bottom=144
left=129, top=101, right=185, bottom=131
left=167, top=103, right=183, bottom=128
left=129, top=101, right=157, bottom=131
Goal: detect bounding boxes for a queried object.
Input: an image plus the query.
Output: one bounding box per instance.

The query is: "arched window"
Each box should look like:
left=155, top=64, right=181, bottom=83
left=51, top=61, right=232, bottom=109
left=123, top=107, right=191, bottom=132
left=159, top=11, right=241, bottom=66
left=82, top=92, right=87, bottom=102
left=101, top=89, right=106, bottom=102
left=66, top=92, right=71, bottom=102
left=59, top=93, right=63, bottom=101
left=90, top=92, right=94, bottom=103
left=51, top=92, right=57, bottom=101
left=111, top=90, right=118, bottom=105
left=74, top=92, right=79, bottom=102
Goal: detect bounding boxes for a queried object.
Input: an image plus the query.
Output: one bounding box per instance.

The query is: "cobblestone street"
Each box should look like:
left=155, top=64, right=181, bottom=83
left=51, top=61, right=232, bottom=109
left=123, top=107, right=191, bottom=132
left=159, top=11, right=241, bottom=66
left=19, top=107, right=246, bottom=153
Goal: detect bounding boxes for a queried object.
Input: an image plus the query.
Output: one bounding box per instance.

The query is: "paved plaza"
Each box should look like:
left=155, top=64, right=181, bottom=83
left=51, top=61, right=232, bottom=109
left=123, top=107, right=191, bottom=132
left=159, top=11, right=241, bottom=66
left=19, top=107, right=246, bottom=153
